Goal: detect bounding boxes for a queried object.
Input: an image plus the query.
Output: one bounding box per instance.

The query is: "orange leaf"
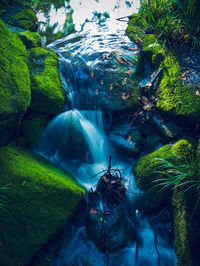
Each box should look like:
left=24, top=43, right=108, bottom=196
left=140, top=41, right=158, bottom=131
left=110, top=84, right=113, bottom=90
left=91, top=71, right=94, bottom=79
left=90, top=209, right=98, bottom=214
left=116, top=56, right=123, bottom=64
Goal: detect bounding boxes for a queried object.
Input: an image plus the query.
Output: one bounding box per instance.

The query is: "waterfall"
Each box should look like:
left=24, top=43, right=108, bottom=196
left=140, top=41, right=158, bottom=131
left=38, top=109, right=107, bottom=164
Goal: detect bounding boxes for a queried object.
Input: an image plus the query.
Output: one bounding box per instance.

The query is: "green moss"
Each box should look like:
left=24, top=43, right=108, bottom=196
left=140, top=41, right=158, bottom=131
left=22, top=112, right=48, bottom=147
left=171, top=190, right=200, bottom=266
left=8, top=8, right=37, bottom=30
left=0, top=19, right=31, bottom=145
left=0, top=144, right=85, bottom=266
left=133, top=139, right=193, bottom=209
left=17, top=30, right=41, bottom=49
left=28, top=47, right=65, bottom=115
left=126, top=14, right=200, bottom=123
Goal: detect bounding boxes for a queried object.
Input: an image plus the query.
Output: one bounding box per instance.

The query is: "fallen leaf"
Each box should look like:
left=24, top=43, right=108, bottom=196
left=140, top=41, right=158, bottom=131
left=101, top=79, right=104, bottom=85
left=103, top=175, right=109, bottom=182
left=91, top=71, right=94, bottom=79
left=115, top=56, right=123, bottom=64
left=112, top=65, right=117, bottom=69
left=110, top=84, right=113, bottom=90
left=105, top=212, right=110, bottom=215
left=110, top=92, right=113, bottom=98
left=128, top=61, right=134, bottom=66
left=90, top=209, right=98, bottom=214
left=114, top=49, right=124, bottom=54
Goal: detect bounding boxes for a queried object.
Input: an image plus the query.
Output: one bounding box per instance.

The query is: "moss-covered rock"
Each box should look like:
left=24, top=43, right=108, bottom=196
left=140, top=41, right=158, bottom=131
left=0, top=19, right=31, bottom=145
left=171, top=190, right=200, bottom=266
left=133, top=139, right=193, bottom=210
left=28, top=47, right=65, bottom=115
left=21, top=112, right=48, bottom=147
left=126, top=14, right=200, bottom=123
left=0, top=144, right=85, bottom=266
left=7, top=7, right=37, bottom=31
left=17, top=30, right=41, bottom=49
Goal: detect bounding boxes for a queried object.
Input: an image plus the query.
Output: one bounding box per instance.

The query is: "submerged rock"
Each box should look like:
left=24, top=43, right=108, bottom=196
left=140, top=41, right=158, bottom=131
left=28, top=47, right=65, bottom=115
left=0, top=144, right=85, bottom=266
left=0, top=19, right=31, bottom=145
left=86, top=205, right=136, bottom=253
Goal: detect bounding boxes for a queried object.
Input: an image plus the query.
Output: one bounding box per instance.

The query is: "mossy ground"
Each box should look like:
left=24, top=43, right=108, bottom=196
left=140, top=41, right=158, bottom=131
left=133, top=139, right=193, bottom=209
left=126, top=14, right=200, bottom=123
left=0, top=144, right=85, bottom=266
left=0, top=18, right=31, bottom=145
left=28, top=47, right=65, bottom=115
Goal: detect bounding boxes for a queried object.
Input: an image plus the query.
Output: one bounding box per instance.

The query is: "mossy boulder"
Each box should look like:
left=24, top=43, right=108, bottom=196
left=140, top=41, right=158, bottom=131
left=28, top=47, right=65, bottom=115
left=17, top=30, right=41, bottom=49
left=133, top=139, right=193, bottom=210
left=126, top=14, right=200, bottom=123
left=171, top=190, right=200, bottom=266
left=6, top=7, right=37, bottom=31
left=0, top=144, right=85, bottom=266
left=0, top=19, right=31, bottom=145
left=21, top=112, right=48, bottom=147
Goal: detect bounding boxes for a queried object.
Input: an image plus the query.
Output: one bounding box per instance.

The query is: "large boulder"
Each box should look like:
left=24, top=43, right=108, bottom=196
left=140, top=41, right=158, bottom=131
left=0, top=19, right=31, bottom=145
left=28, top=47, right=65, bottom=115
left=0, top=144, right=85, bottom=266
left=133, top=139, right=194, bottom=210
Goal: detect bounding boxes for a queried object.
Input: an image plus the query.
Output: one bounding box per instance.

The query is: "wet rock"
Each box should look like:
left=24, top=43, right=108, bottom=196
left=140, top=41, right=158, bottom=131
left=50, top=31, right=145, bottom=111
left=153, top=116, right=182, bottom=140
left=86, top=205, right=136, bottom=253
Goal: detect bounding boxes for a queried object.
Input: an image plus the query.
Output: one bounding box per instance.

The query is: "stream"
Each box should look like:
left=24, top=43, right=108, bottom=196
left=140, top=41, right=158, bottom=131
left=36, top=1, right=177, bottom=265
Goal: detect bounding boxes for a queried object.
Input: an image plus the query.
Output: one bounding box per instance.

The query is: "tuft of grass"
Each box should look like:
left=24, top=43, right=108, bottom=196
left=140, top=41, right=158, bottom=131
left=140, top=0, right=200, bottom=49
left=152, top=150, right=200, bottom=212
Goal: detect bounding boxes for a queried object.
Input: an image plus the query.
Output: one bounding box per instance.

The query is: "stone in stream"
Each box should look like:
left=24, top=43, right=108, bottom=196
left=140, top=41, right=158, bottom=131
left=51, top=32, right=146, bottom=111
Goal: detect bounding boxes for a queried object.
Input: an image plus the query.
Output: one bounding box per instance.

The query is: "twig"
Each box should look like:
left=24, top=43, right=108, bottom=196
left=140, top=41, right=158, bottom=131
left=154, top=229, right=161, bottom=266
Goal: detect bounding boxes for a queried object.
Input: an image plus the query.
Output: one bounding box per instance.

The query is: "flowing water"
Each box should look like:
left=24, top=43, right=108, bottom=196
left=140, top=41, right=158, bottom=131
left=36, top=1, right=177, bottom=265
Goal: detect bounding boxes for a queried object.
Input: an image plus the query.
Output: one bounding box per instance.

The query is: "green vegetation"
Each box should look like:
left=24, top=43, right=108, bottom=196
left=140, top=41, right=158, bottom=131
left=17, top=30, right=41, bottom=48
left=126, top=13, right=200, bottom=122
left=140, top=0, right=200, bottom=49
left=22, top=112, right=48, bottom=147
left=0, top=19, right=31, bottom=145
left=133, top=139, right=193, bottom=209
left=0, top=144, right=85, bottom=266
left=171, top=189, right=200, bottom=266
left=28, top=47, right=65, bottom=115
left=7, top=7, right=37, bottom=30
